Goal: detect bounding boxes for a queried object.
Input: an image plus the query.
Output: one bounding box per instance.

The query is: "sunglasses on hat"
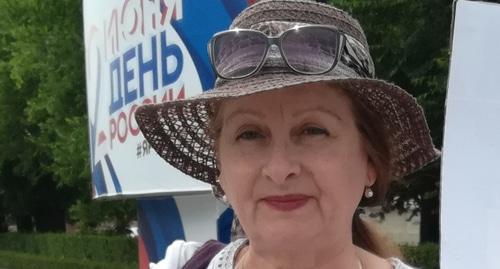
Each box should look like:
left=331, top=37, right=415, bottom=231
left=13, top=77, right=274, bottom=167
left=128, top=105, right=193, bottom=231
left=208, top=25, right=372, bottom=80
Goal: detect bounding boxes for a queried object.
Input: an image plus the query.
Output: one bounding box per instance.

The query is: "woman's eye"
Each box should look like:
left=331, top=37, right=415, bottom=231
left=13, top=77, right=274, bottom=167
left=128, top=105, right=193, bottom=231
left=237, top=130, right=263, bottom=140
left=302, top=126, right=329, bottom=136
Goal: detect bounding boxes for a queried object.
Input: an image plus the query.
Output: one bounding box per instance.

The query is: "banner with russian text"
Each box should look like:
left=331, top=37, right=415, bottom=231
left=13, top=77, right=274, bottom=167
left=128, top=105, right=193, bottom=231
left=83, top=0, right=249, bottom=198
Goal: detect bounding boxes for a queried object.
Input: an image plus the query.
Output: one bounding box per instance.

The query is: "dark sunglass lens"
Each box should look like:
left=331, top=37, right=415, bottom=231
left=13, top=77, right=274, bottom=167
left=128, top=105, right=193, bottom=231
left=281, top=27, right=340, bottom=74
left=212, top=31, right=267, bottom=78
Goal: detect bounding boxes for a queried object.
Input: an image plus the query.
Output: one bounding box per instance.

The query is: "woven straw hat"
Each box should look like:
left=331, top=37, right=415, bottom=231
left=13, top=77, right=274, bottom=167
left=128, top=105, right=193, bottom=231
left=135, top=0, right=440, bottom=197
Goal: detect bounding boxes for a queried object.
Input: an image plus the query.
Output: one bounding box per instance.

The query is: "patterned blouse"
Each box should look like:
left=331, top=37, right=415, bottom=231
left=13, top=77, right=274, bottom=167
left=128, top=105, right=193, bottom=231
left=207, top=239, right=417, bottom=269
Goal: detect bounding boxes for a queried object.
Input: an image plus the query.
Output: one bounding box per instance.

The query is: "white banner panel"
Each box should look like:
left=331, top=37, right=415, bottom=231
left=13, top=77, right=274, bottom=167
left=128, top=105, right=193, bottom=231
left=83, top=0, right=243, bottom=198
left=442, top=1, right=500, bottom=268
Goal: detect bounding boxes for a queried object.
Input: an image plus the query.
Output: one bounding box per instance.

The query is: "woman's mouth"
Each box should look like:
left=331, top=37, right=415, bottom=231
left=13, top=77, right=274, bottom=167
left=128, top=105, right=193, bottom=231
left=262, top=194, right=311, bottom=211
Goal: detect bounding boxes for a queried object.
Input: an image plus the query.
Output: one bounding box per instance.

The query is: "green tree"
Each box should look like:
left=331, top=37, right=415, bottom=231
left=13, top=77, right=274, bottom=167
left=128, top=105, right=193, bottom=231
left=0, top=0, right=87, bottom=232
left=329, top=0, right=451, bottom=243
left=0, top=0, right=135, bottom=233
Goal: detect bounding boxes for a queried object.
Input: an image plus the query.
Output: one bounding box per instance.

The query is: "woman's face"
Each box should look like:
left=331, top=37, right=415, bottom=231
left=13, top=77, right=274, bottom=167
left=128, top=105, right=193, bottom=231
left=217, top=83, right=376, bottom=245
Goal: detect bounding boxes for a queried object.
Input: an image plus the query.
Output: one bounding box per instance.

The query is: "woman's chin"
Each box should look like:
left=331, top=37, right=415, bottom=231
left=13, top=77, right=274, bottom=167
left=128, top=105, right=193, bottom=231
left=253, top=218, right=320, bottom=243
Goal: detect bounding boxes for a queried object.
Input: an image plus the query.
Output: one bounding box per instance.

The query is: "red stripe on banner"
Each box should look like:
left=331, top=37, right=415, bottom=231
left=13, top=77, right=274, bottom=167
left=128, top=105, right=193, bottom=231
left=138, top=236, right=149, bottom=269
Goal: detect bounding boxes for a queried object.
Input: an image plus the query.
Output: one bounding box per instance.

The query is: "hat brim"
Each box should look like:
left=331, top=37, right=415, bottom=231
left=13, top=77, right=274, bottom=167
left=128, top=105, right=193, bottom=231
left=135, top=72, right=440, bottom=192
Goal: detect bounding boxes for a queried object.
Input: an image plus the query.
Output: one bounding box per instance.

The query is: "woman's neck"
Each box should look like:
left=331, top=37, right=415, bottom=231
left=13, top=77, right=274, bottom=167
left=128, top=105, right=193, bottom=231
left=235, top=240, right=363, bottom=269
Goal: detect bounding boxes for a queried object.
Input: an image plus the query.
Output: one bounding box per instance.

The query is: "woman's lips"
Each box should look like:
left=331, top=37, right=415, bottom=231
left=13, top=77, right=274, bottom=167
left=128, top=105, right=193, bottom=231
left=262, top=194, right=311, bottom=211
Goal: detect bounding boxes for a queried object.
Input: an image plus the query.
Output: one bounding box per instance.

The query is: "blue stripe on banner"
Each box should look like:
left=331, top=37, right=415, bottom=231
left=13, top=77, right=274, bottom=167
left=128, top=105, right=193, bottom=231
left=137, top=197, right=186, bottom=263
left=104, top=154, right=122, bottom=193
left=92, top=161, right=107, bottom=195
left=221, top=0, right=248, bottom=20
left=217, top=208, right=234, bottom=244
left=171, top=0, right=238, bottom=91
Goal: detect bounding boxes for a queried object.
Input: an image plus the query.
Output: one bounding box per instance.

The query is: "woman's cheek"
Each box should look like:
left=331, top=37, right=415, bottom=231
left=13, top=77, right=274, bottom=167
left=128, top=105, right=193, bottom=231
left=221, top=166, right=254, bottom=205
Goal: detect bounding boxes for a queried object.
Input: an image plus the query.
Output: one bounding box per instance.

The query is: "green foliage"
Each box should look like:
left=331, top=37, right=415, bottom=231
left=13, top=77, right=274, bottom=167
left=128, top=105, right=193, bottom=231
left=401, top=243, right=439, bottom=269
left=0, top=0, right=136, bottom=232
left=69, top=200, right=137, bottom=234
left=0, top=0, right=88, bottom=231
left=0, top=233, right=137, bottom=264
left=0, top=250, right=137, bottom=269
left=0, top=0, right=87, bottom=184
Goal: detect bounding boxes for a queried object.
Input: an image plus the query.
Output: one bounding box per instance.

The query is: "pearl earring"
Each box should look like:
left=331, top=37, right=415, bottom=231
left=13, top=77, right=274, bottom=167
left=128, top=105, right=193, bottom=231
left=222, top=195, right=228, bottom=203
left=364, top=187, right=374, bottom=198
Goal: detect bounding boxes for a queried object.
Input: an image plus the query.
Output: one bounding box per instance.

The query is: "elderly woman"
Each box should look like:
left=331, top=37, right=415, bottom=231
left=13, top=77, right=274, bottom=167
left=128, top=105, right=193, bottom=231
left=136, top=0, right=440, bottom=268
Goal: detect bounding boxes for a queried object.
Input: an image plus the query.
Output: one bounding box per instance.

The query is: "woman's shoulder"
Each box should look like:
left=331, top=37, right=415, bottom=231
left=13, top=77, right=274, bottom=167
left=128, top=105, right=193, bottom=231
left=149, top=240, right=203, bottom=269
left=206, top=239, right=248, bottom=269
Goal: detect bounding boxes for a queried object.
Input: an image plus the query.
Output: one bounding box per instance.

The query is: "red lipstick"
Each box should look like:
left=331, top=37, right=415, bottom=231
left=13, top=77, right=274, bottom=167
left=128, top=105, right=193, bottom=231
left=262, top=194, right=311, bottom=211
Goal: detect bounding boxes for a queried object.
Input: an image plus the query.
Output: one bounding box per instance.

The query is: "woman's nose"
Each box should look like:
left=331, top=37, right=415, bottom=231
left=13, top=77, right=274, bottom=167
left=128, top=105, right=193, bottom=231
left=261, top=141, right=301, bottom=185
